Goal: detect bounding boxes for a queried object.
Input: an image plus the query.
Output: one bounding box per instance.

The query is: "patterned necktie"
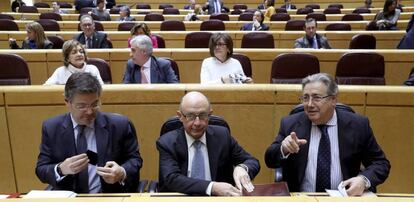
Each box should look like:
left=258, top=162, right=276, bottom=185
left=140, top=67, right=148, bottom=84
left=214, top=0, right=220, bottom=14
left=313, top=37, right=318, bottom=49
left=191, top=140, right=205, bottom=180
left=87, top=37, right=92, bottom=49
left=316, top=124, right=331, bottom=192
left=76, top=125, right=89, bottom=193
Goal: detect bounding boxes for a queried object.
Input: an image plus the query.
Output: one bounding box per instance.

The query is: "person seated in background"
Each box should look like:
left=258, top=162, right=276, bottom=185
left=264, top=0, right=275, bottom=22
left=90, top=0, right=111, bottom=21
left=123, top=35, right=178, bottom=84
left=11, top=0, right=25, bottom=12
left=37, top=72, right=142, bottom=193
left=9, top=22, right=53, bottom=49
left=185, top=4, right=203, bottom=21
left=184, top=0, right=196, bottom=9
left=265, top=73, right=390, bottom=196
left=281, top=0, right=296, bottom=10
left=375, top=0, right=400, bottom=30
left=362, top=0, right=374, bottom=8
left=294, top=18, right=332, bottom=49
left=204, top=0, right=227, bottom=14
left=397, top=13, right=414, bottom=49
left=106, top=0, right=116, bottom=9
left=52, top=2, right=68, bottom=14
left=74, top=15, right=110, bottom=49
left=44, top=40, right=104, bottom=85
left=257, top=0, right=266, bottom=10
left=117, top=6, right=135, bottom=22
left=128, top=23, right=158, bottom=48
left=396, top=0, right=404, bottom=11
left=200, top=33, right=252, bottom=84
left=75, top=0, right=95, bottom=12
left=156, top=91, right=260, bottom=196
left=240, top=10, right=269, bottom=31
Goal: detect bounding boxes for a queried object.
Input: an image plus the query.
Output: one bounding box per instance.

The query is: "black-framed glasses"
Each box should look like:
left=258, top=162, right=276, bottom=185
left=299, top=95, right=332, bottom=103
left=181, top=112, right=210, bottom=121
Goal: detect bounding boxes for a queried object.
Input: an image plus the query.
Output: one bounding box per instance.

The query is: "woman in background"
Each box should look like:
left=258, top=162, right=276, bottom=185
left=9, top=22, right=53, bottom=49
left=375, top=0, right=400, bottom=30
left=264, top=0, right=275, bottom=22
left=128, top=23, right=158, bottom=48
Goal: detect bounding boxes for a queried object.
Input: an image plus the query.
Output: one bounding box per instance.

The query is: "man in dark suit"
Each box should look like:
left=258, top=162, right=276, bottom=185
left=281, top=0, right=297, bottom=10
left=294, top=18, right=331, bottom=49
left=36, top=72, right=143, bottom=193
left=265, top=73, right=390, bottom=196
left=74, top=15, right=110, bottom=49
left=75, top=0, right=95, bottom=12
left=157, top=91, right=260, bottom=196
left=123, top=35, right=178, bottom=84
left=240, top=10, right=269, bottom=31
left=204, top=0, right=225, bottom=14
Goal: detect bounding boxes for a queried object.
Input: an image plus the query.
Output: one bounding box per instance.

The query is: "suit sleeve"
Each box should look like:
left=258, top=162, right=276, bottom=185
left=265, top=117, right=289, bottom=169
left=122, top=60, right=134, bottom=83
left=229, top=136, right=260, bottom=179
left=100, top=33, right=110, bottom=48
left=293, top=38, right=303, bottom=48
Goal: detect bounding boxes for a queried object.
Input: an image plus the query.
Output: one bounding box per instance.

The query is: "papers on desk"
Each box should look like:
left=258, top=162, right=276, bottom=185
left=23, top=190, right=77, bottom=198
left=326, top=182, right=377, bottom=197
left=0, top=195, right=9, bottom=199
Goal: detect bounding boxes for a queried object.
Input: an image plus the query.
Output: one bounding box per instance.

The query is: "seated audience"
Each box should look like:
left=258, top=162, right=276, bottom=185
left=396, top=0, right=404, bottom=11
left=74, top=15, right=110, bottom=48
left=37, top=72, right=142, bottom=193
left=375, top=0, right=400, bottom=30
left=294, top=18, right=332, bottom=49
left=200, top=33, right=252, bottom=84
left=118, top=6, right=135, bottom=22
left=184, top=4, right=203, bottom=21
left=9, top=22, right=53, bottom=49
left=265, top=73, right=390, bottom=196
left=264, top=0, right=276, bottom=22
left=75, top=0, right=95, bottom=12
left=257, top=0, right=266, bottom=10
left=11, top=0, right=25, bottom=12
left=397, top=14, right=414, bottom=49
left=123, top=35, right=178, bottom=84
left=281, top=0, right=296, bottom=10
left=240, top=10, right=269, bottom=31
left=128, top=23, right=158, bottom=48
left=184, top=0, right=196, bottom=9
left=204, top=0, right=226, bottom=14
left=157, top=91, right=260, bottom=195
left=52, top=2, right=68, bottom=14
left=90, top=0, right=111, bottom=21
left=44, top=40, right=104, bottom=85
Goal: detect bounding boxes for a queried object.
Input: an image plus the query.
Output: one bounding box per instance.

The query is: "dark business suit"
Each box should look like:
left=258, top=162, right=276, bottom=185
left=74, top=32, right=109, bottom=49
left=281, top=4, right=297, bottom=9
left=294, top=33, right=332, bottom=49
left=118, top=16, right=136, bottom=22
left=265, top=110, right=390, bottom=192
left=240, top=23, right=269, bottom=31
left=156, top=125, right=260, bottom=195
left=122, top=57, right=179, bottom=83
left=36, top=112, right=143, bottom=193
left=397, top=13, right=414, bottom=49
left=205, top=0, right=224, bottom=14
left=75, top=0, right=95, bottom=11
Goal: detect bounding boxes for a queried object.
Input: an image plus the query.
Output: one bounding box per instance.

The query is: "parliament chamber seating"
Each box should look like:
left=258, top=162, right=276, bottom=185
left=0, top=13, right=14, bottom=20
left=238, top=13, right=253, bottom=21
left=136, top=4, right=151, bottom=9
left=349, top=34, right=376, bottom=49
left=0, top=19, right=18, bottom=31
left=36, top=19, right=60, bottom=31
left=47, top=35, right=65, bottom=49
left=270, top=53, right=320, bottom=84
left=162, top=8, right=180, bottom=15
left=160, top=20, right=186, bottom=31
left=144, top=13, right=165, bottom=21
left=324, top=23, right=352, bottom=31
left=285, top=20, right=305, bottom=30
left=200, top=19, right=225, bottom=31
left=18, top=6, right=39, bottom=13
left=270, top=13, right=291, bottom=21
left=39, top=12, right=62, bottom=21
left=275, top=8, right=287, bottom=13
left=231, top=53, right=253, bottom=77
left=323, top=7, right=341, bottom=14
left=184, top=32, right=212, bottom=48
left=296, top=7, right=313, bottom=15
left=158, top=4, right=173, bottom=9
left=241, top=32, right=275, bottom=48
left=341, top=13, right=363, bottom=21
left=306, top=13, right=327, bottom=21
left=209, top=13, right=230, bottom=21
left=87, top=58, right=113, bottom=84
left=306, top=4, right=321, bottom=9
left=34, top=2, right=50, bottom=8
left=0, top=53, right=30, bottom=85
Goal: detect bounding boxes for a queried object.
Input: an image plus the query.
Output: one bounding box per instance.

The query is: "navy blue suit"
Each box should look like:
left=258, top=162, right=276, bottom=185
left=122, top=57, right=179, bottom=83
left=36, top=112, right=142, bottom=193
left=265, top=110, right=390, bottom=192
left=156, top=125, right=260, bottom=195
left=397, top=14, right=414, bottom=49
left=74, top=32, right=110, bottom=49
left=75, top=0, right=95, bottom=11
left=240, top=23, right=269, bottom=31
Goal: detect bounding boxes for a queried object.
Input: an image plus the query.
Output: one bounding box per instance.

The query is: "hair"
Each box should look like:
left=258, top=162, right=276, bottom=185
left=383, top=0, right=396, bottom=16
left=62, top=40, right=88, bottom=67
left=208, top=33, right=233, bottom=60
left=194, top=4, right=202, bottom=15
left=255, top=10, right=265, bottom=24
left=80, top=14, right=94, bottom=25
left=305, top=18, right=317, bottom=28
left=266, top=0, right=275, bottom=7
left=302, top=73, right=338, bottom=96
left=130, top=23, right=152, bottom=37
left=130, top=35, right=153, bottom=56
left=26, top=22, right=48, bottom=49
left=64, top=72, right=102, bottom=102
left=96, top=0, right=105, bottom=5
left=365, top=0, right=372, bottom=6
left=120, top=6, right=131, bottom=17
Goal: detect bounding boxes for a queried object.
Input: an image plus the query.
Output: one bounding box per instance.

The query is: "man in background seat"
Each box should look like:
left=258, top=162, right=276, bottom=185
left=294, top=18, right=332, bottom=49
left=74, top=15, right=110, bottom=49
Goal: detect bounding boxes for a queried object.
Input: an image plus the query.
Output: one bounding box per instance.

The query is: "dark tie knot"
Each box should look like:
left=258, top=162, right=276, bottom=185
left=77, top=125, right=86, bottom=134
left=193, top=140, right=202, bottom=149
left=317, top=124, right=328, bottom=136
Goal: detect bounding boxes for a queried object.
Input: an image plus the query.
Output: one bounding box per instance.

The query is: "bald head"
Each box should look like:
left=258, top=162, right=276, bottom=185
left=179, top=91, right=211, bottom=113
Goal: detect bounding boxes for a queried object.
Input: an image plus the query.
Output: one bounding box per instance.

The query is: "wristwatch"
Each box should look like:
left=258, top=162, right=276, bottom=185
left=359, top=175, right=371, bottom=189
left=57, top=163, right=64, bottom=177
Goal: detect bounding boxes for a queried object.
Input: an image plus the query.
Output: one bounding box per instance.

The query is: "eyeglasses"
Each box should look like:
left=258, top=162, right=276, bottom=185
left=216, top=43, right=227, bottom=47
left=81, top=23, right=94, bottom=28
left=181, top=112, right=210, bottom=121
left=299, top=95, right=332, bottom=103
left=72, top=102, right=100, bottom=112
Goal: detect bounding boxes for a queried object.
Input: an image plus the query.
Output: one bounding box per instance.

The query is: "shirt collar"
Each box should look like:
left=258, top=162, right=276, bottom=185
left=185, top=131, right=207, bottom=149
left=312, top=110, right=337, bottom=127
left=67, top=62, right=87, bottom=72
left=142, top=57, right=152, bottom=70
left=69, top=113, right=95, bottom=130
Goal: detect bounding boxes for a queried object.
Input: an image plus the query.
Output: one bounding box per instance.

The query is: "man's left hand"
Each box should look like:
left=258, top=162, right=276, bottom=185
left=233, top=166, right=254, bottom=192
left=96, top=161, right=125, bottom=184
left=342, top=176, right=366, bottom=196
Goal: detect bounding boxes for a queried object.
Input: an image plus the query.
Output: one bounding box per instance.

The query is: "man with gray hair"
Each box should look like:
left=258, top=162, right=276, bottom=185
left=74, top=15, right=110, bottom=49
left=36, top=72, right=143, bottom=193
left=123, top=35, right=178, bottom=83
left=265, top=73, right=390, bottom=196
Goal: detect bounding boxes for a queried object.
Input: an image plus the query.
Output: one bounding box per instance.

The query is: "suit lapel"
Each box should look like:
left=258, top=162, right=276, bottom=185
left=92, top=32, right=98, bottom=48
left=205, top=126, right=219, bottom=180
left=62, top=113, right=77, bottom=157
left=175, top=128, right=189, bottom=176
left=336, top=110, right=352, bottom=179
left=150, top=57, right=160, bottom=83
left=95, top=112, right=109, bottom=166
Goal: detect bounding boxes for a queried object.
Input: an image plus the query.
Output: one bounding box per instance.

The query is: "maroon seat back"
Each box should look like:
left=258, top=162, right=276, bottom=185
left=275, top=8, right=287, bottom=13
left=271, top=13, right=291, bottom=21
left=328, top=4, right=343, bottom=9
left=285, top=20, right=305, bottom=30
left=233, top=4, right=247, bottom=10
left=58, top=2, right=73, bottom=8
left=231, top=53, right=252, bottom=77
left=160, top=20, right=186, bottom=31
left=40, top=12, right=62, bottom=21
left=349, top=34, right=376, bottom=49
left=341, top=13, right=363, bottom=21
left=163, top=8, right=180, bottom=15
left=19, top=6, right=38, bottom=13
left=335, top=52, right=385, bottom=85
left=144, top=13, right=165, bottom=21
left=353, top=7, right=371, bottom=14
left=238, top=13, right=253, bottom=21
left=154, top=35, right=166, bottom=48
left=0, top=54, right=30, bottom=85
left=47, top=35, right=65, bottom=49
left=306, top=4, right=320, bottom=9
left=0, top=14, right=14, bottom=20
left=0, top=19, right=19, bottom=31
left=161, top=57, right=180, bottom=81
left=296, top=7, right=313, bottom=14
left=271, top=53, right=320, bottom=83
left=136, top=4, right=151, bottom=9
left=325, top=23, right=351, bottom=31
left=209, top=13, right=230, bottom=21
left=185, top=32, right=212, bottom=48
left=306, top=13, right=326, bottom=21
left=241, top=32, right=275, bottom=48
left=36, top=19, right=60, bottom=31
left=200, top=20, right=225, bottom=31
left=323, top=7, right=341, bottom=14
left=34, top=2, right=50, bottom=8
left=159, top=4, right=173, bottom=9
left=87, top=58, right=112, bottom=84
left=117, top=22, right=136, bottom=31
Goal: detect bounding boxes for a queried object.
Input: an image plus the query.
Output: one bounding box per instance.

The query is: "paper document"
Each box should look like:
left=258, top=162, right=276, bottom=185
left=23, top=190, right=77, bottom=198
left=326, top=182, right=377, bottom=197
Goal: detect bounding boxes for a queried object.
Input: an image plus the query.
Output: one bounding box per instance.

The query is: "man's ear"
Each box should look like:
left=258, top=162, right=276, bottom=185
left=177, top=110, right=183, bottom=121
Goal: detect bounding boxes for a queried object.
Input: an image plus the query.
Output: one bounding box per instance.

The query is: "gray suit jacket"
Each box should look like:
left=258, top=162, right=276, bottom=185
left=74, top=32, right=109, bottom=49
left=294, top=33, right=332, bottom=49
left=122, top=57, right=179, bottom=83
left=206, top=0, right=224, bottom=14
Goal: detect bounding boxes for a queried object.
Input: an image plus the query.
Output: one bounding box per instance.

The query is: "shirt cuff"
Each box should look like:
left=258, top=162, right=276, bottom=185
left=280, top=146, right=291, bottom=159
left=206, top=182, right=214, bottom=195
left=119, top=166, right=127, bottom=186
left=54, top=164, right=66, bottom=182
left=358, top=175, right=371, bottom=190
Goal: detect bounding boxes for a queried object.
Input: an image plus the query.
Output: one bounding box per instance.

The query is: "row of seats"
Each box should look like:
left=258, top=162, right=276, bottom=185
left=0, top=51, right=388, bottom=86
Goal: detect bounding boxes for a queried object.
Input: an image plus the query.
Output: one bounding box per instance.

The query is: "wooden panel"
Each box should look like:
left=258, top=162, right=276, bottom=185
left=0, top=104, right=16, bottom=192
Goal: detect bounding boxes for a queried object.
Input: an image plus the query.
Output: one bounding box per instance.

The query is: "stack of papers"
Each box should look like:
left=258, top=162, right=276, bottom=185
left=23, top=190, right=77, bottom=198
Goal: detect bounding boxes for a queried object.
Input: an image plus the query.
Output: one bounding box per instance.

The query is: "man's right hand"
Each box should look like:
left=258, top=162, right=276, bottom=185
left=211, top=182, right=241, bottom=196
left=281, top=132, right=307, bottom=155
left=59, top=153, right=89, bottom=175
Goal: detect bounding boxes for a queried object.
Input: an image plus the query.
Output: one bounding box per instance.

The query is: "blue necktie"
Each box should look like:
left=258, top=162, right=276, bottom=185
left=316, top=124, right=331, bottom=192
left=191, top=140, right=205, bottom=180
left=76, top=125, right=89, bottom=193
left=313, top=37, right=318, bottom=49
left=214, top=0, right=220, bottom=14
